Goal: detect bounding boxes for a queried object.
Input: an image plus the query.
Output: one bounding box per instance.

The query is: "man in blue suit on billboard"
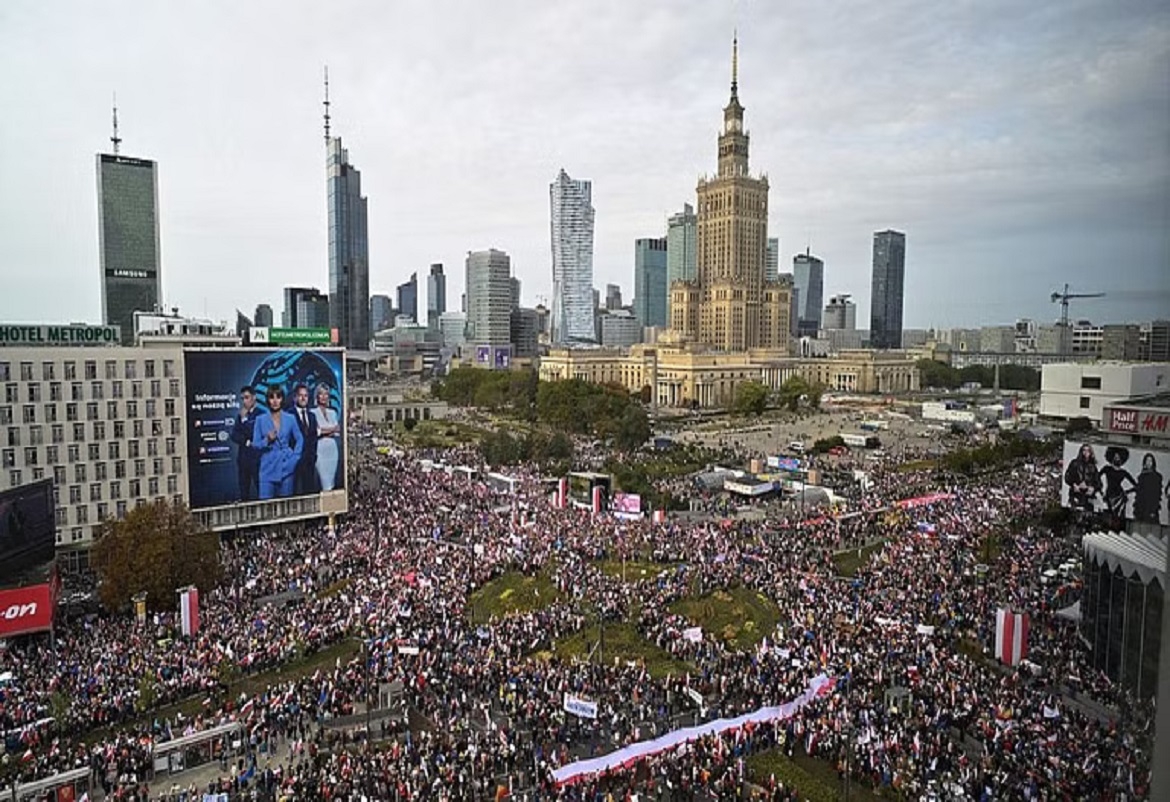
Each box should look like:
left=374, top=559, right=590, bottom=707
left=229, top=385, right=262, bottom=501
left=291, top=383, right=319, bottom=496
left=251, top=385, right=304, bottom=500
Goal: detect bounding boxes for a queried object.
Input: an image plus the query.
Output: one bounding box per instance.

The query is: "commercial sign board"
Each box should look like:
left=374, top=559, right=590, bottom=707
left=1061, top=439, right=1170, bottom=525
left=0, top=581, right=57, bottom=638
left=611, top=493, right=642, bottom=514
left=0, top=479, right=56, bottom=584
left=250, top=327, right=336, bottom=346
left=0, top=324, right=121, bottom=347
left=1103, top=406, right=1170, bottom=438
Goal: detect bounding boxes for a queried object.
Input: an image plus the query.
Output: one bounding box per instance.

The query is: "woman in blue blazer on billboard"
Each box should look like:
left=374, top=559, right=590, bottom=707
left=251, top=385, right=304, bottom=500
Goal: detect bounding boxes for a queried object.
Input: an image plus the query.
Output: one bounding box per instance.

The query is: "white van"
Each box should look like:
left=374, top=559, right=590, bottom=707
left=789, top=441, right=806, bottom=454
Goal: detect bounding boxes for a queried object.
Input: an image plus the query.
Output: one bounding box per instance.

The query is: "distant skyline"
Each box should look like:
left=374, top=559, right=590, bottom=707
left=1, top=0, right=1168, bottom=331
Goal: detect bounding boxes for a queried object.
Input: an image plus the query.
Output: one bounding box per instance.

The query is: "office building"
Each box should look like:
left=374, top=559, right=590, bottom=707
left=666, top=203, right=698, bottom=286
left=97, top=114, right=163, bottom=340
left=282, top=287, right=330, bottom=329
left=510, top=277, right=522, bottom=312
left=633, top=238, right=668, bottom=329
left=1101, top=324, right=1141, bottom=361
left=605, top=284, right=623, bottom=311
left=370, top=294, right=395, bottom=334
left=253, top=304, right=274, bottom=328
left=822, top=295, right=857, bottom=331
left=465, top=249, right=513, bottom=346
left=1141, top=321, right=1170, bottom=362
left=765, top=238, right=779, bottom=283
left=426, top=264, right=446, bottom=327
left=326, top=135, right=370, bottom=349
left=670, top=37, right=791, bottom=352
left=510, top=308, right=541, bottom=358
left=793, top=251, right=824, bottom=337
left=599, top=311, right=643, bottom=348
left=549, top=169, right=596, bottom=344
left=396, top=272, right=418, bottom=324
left=869, top=230, right=906, bottom=349
left=438, top=312, right=467, bottom=349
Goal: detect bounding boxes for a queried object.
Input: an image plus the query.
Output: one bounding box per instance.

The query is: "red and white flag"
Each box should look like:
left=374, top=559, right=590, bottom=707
left=994, top=608, right=1028, bottom=666
left=653, top=509, right=666, bottom=523
left=591, top=485, right=603, bottom=515
left=179, top=586, right=200, bottom=637
left=557, top=478, right=568, bottom=509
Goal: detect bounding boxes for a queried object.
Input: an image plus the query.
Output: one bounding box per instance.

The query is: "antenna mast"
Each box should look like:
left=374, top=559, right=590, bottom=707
left=111, top=93, right=122, bottom=154
left=323, top=66, right=331, bottom=146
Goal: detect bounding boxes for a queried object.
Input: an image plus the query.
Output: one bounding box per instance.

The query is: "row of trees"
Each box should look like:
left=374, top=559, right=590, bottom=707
left=732, top=376, right=825, bottom=416
left=941, top=433, right=1059, bottom=475
left=479, top=428, right=574, bottom=471
left=916, top=359, right=1040, bottom=392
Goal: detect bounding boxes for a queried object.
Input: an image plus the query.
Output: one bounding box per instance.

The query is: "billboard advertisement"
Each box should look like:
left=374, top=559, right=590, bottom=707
left=767, top=456, right=802, bottom=472
left=1061, top=440, right=1170, bottom=526
left=185, top=349, right=346, bottom=510
left=0, top=479, right=56, bottom=583
left=611, top=492, right=642, bottom=514
left=0, top=578, right=58, bottom=638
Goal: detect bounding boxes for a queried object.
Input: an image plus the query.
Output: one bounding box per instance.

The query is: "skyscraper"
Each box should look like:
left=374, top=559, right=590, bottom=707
left=396, top=272, right=418, bottom=323
left=426, top=263, right=446, bottom=327
left=765, top=238, right=780, bottom=283
left=465, top=249, right=512, bottom=346
left=283, top=286, right=330, bottom=329
left=633, top=237, right=668, bottom=328
left=549, top=169, right=596, bottom=344
left=370, top=294, right=394, bottom=333
left=510, top=277, right=522, bottom=312
left=253, top=304, right=274, bottom=328
left=869, top=230, right=906, bottom=349
left=670, top=36, right=790, bottom=352
left=666, top=203, right=697, bottom=286
left=793, top=250, right=824, bottom=337
left=605, top=284, right=622, bottom=311
left=823, top=294, right=857, bottom=331
left=97, top=104, right=162, bottom=340
left=324, top=71, right=370, bottom=349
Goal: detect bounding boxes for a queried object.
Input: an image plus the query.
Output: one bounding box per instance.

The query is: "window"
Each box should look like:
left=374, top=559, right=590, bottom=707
left=75, top=464, right=87, bottom=482
left=128, top=440, right=140, bottom=458
left=86, top=402, right=98, bottom=421
left=7, top=427, right=19, bottom=447
left=87, top=443, right=100, bottom=461
left=51, top=424, right=63, bottom=443
left=146, top=399, right=157, bottom=418
left=114, top=421, right=125, bottom=439
left=8, top=470, right=21, bottom=486
left=168, top=379, right=180, bottom=396
left=28, top=426, right=43, bottom=446
left=116, top=500, right=127, bottom=518
left=90, top=382, right=104, bottom=400
left=96, top=502, right=109, bottom=520
left=5, top=385, right=16, bottom=404
left=41, top=362, right=55, bottom=381
left=89, top=483, right=102, bottom=502
left=76, top=506, right=88, bottom=524
left=45, top=445, right=58, bottom=465
left=144, top=360, right=155, bottom=379
left=111, top=381, right=123, bottom=399
left=84, top=360, right=96, bottom=380
left=66, top=403, right=78, bottom=422
left=129, top=478, right=141, bottom=496
left=22, top=405, right=35, bottom=423
left=166, top=475, right=178, bottom=494
left=108, top=441, right=120, bottom=459
left=43, top=404, right=57, bottom=422
left=64, top=361, right=76, bottom=380
left=165, top=438, right=176, bottom=456
left=56, top=507, right=67, bottom=526
left=110, top=481, right=122, bottom=499
left=93, top=421, right=105, bottom=440
left=171, top=456, right=182, bottom=473
left=68, top=485, right=81, bottom=504
left=163, top=359, right=175, bottom=378
left=0, top=363, right=7, bottom=382
left=26, top=384, right=41, bottom=402
left=67, top=444, right=79, bottom=463
left=170, top=418, right=180, bottom=436
left=104, top=360, right=118, bottom=380
left=2, top=448, right=16, bottom=468
left=165, top=398, right=176, bottom=417
left=95, top=462, right=108, bottom=481
left=107, top=401, right=118, bottom=420
left=72, top=423, right=85, bottom=441
left=131, top=382, right=142, bottom=399
left=1079, top=396, right=1091, bottom=409
left=20, top=362, right=34, bottom=381
left=49, top=382, right=61, bottom=402
left=148, top=476, right=159, bottom=495
left=53, top=466, right=66, bottom=485
left=32, top=467, right=44, bottom=481
left=70, top=382, right=83, bottom=401
left=147, top=440, right=159, bottom=457
left=127, top=400, right=138, bottom=417
left=134, top=459, right=145, bottom=478
left=152, top=419, right=163, bottom=437
left=150, top=380, right=161, bottom=398
left=152, top=458, right=163, bottom=475
left=1081, top=376, right=1102, bottom=390
left=124, top=360, right=137, bottom=379
left=23, top=447, right=37, bottom=466
left=114, top=460, right=126, bottom=479
left=0, top=407, right=9, bottom=426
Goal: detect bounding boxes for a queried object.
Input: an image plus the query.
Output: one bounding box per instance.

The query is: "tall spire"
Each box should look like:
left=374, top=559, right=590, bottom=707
left=110, top=92, right=122, bottom=155
left=323, top=65, right=331, bottom=146
left=731, top=32, right=738, bottom=100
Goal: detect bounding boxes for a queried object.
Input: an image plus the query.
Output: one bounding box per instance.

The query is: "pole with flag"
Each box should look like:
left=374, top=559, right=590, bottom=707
left=178, top=586, right=200, bottom=637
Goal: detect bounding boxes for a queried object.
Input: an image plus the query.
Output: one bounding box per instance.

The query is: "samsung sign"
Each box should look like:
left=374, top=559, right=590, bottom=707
left=0, top=324, right=122, bottom=346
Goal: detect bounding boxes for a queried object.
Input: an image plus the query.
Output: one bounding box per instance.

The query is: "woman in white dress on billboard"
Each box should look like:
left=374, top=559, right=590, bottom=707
left=312, top=383, right=341, bottom=491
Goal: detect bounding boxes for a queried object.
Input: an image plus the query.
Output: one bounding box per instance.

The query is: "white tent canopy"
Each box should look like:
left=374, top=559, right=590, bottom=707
left=1082, top=531, right=1167, bottom=589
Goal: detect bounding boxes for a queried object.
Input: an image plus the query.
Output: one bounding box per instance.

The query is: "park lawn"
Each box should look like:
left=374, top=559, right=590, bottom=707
left=747, top=749, right=885, bottom=802
left=398, top=419, right=485, bottom=448
left=894, top=459, right=937, bottom=473
left=669, top=586, right=780, bottom=651
left=595, top=558, right=680, bottom=584
left=831, top=540, right=887, bottom=578
left=468, top=570, right=559, bottom=624
left=542, top=622, right=691, bottom=679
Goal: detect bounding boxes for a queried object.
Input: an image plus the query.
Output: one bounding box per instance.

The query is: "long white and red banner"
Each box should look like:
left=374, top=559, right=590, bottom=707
left=551, top=674, right=834, bottom=786
left=995, top=608, right=1028, bottom=666
left=179, top=587, right=200, bottom=637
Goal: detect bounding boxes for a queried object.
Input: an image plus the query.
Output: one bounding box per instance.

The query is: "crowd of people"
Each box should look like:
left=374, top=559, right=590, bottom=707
left=0, top=421, right=1155, bottom=800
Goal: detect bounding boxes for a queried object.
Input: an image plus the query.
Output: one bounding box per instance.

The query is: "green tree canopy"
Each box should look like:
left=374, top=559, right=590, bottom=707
left=733, top=381, right=769, bottom=416
left=91, top=500, right=222, bottom=613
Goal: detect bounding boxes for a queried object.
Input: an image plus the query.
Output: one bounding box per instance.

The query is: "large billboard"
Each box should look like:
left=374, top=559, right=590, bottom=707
left=185, top=349, right=346, bottom=510
left=0, top=579, right=58, bottom=638
left=0, top=479, right=56, bottom=583
left=1061, top=440, right=1170, bottom=526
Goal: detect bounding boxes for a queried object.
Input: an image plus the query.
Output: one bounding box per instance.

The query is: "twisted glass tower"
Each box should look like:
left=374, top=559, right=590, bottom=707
left=549, top=169, right=596, bottom=345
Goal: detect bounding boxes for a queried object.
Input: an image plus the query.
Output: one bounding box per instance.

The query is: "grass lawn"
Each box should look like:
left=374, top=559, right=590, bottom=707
left=468, top=570, right=559, bottom=624
left=398, top=419, right=484, bottom=448
left=541, top=621, right=691, bottom=679
left=747, top=749, right=885, bottom=802
left=895, top=459, right=937, bottom=473
left=669, top=586, right=780, bottom=651
left=831, top=540, right=887, bottom=578
left=595, top=558, right=680, bottom=584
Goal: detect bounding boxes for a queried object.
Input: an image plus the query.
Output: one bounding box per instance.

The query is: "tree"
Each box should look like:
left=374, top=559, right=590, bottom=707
left=776, top=376, right=810, bottom=412
left=403, top=417, right=418, bottom=431
left=91, top=500, right=222, bottom=613
left=732, top=381, right=769, bottom=416
left=613, top=405, right=651, bottom=452
left=915, top=358, right=960, bottom=389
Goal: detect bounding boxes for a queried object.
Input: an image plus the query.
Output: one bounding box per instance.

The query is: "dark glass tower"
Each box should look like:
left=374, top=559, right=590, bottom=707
left=326, top=137, right=370, bottom=348
left=869, top=230, right=906, bottom=349
left=97, top=153, right=162, bottom=339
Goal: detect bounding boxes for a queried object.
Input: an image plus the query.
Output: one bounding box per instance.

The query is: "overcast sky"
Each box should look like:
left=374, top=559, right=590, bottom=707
left=1, top=0, right=1167, bottom=331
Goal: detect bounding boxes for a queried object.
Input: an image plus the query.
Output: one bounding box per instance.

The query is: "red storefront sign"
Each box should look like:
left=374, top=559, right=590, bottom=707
left=0, top=582, right=56, bottom=638
left=1104, top=406, right=1169, bottom=436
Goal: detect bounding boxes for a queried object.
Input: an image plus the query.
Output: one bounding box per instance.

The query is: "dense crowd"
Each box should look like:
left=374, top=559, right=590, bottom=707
left=0, top=424, right=1154, bottom=800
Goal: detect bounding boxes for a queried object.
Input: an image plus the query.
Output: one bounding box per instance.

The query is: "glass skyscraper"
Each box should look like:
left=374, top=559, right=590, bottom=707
left=426, top=263, right=446, bottom=327
left=396, top=272, right=418, bottom=323
left=465, top=249, right=512, bottom=345
left=869, top=230, right=906, bottom=349
left=666, top=203, right=697, bottom=286
left=793, top=251, right=824, bottom=336
left=97, top=153, right=162, bottom=339
left=634, top=237, right=668, bottom=328
left=549, top=169, right=596, bottom=345
left=327, top=138, right=370, bottom=348
left=765, top=237, right=779, bottom=283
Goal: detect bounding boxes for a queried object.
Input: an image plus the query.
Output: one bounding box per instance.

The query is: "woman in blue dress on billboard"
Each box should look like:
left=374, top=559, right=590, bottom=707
left=251, top=385, right=304, bottom=499
left=312, top=383, right=341, bottom=491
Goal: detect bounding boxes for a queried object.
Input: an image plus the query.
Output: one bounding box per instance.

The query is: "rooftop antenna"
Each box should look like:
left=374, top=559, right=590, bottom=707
left=111, top=93, right=122, bottom=154
left=323, top=66, right=331, bottom=146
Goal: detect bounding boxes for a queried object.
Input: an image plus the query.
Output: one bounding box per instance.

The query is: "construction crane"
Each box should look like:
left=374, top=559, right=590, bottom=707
left=1050, top=283, right=1105, bottom=357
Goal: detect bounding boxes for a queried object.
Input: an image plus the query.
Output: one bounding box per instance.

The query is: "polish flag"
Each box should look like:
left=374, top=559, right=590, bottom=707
left=557, top=478, right=568, bottom=509
left=591, top=486, right=603, bottom=515
left=179, top=587, right=200, bottom=637
left=994, top=608, right=1028, bottom=666
left=653, top=510, right=666, bottom=523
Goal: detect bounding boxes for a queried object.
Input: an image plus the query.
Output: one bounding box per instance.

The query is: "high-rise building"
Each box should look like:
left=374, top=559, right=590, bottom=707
left=438, top=312, right=467, bottom=349
left=426, top=263, right=446, bottom=327
left=325, top=76, right=370, bottom=349
left=97, top=107, right=162, bottom=340
left=765, top=238, right=779, bottom=283
left=666, top=203, right=697, bottom=286
left=793, top=251, right=824, bottom=337
left=605, top=284, right=623, bottom=311
left=599, top=311, right=643, bottom=348
left=510, top=308, right=541, bottom=357
left=396, top=272, right=418, bottom=324
left=282, top=286, right=330, bottom=329
left=549, top=169, right=596, bottom=344
left=633, top=237, right=668, bottom=328
left=465, top=249, right=512, bottom=346
left=822, top=295, right=856, bottom=331
left=869, top=230, right=906, bottom=349
left=510, top=277, right=522, bottom=312
left=253, top=304, right=274, bottom=328
left=670, top=37, right=790, bottom=352
left=370, top=294, right=395, bottom=333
